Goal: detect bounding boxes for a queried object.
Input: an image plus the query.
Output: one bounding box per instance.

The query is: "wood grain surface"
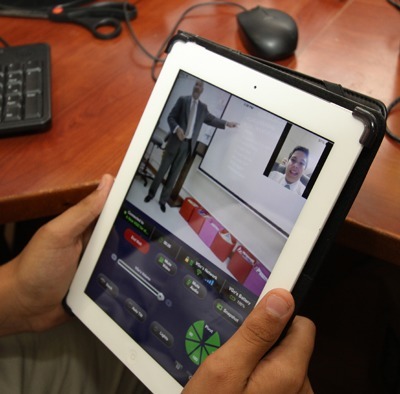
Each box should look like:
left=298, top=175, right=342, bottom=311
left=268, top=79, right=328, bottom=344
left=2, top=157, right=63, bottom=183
left=0, top=0, right=399, bottom=263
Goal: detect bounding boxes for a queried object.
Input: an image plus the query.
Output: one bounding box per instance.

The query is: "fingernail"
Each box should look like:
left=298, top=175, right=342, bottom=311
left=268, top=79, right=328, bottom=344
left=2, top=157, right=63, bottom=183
left=265, top=294, right=291, bottom=318
left=96, top=175, right=107, bottom=191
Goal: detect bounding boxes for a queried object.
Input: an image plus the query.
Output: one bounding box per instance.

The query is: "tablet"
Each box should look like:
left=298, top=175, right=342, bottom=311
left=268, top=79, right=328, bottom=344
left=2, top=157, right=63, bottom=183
left=67, top=34, right=380, bottom=393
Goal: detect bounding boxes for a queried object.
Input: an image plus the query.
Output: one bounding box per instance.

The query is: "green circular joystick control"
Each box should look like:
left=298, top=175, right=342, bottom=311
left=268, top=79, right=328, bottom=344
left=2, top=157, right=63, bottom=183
left=185, top=320, right=221, bottom=365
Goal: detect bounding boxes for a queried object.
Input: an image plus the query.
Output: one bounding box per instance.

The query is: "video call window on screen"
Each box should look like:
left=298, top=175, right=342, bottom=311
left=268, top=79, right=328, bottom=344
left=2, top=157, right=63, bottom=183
left=263, top=124, right=333, bottom=199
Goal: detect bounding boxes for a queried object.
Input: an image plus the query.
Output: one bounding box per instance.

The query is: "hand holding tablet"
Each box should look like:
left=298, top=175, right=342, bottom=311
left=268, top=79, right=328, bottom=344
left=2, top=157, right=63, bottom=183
left=66, top=33, right=385, bottom=393
left=183, top=290, right=315, bottom=394
left=0, top=174, right=114, bottom=336
left=0, top=173, right=314, bottom=393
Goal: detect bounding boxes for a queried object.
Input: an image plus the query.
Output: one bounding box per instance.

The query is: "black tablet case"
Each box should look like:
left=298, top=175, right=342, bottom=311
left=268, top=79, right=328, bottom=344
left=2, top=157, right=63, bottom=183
left=167, top=32, right=387, bottom=310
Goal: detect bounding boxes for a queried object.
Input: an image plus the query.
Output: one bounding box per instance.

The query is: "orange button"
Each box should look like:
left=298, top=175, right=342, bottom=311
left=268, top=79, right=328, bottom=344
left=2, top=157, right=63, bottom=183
left=124, top=229, right=150, bottom=254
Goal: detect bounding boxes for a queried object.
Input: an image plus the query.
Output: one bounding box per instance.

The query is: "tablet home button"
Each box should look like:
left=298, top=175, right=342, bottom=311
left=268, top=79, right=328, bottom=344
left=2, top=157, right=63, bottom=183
left=128, top=349, right=137, bottom=361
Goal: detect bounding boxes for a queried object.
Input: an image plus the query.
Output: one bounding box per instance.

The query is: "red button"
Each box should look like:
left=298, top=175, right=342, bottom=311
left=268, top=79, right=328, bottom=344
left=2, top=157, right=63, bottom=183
left=124, top=229, right=150, bottom=254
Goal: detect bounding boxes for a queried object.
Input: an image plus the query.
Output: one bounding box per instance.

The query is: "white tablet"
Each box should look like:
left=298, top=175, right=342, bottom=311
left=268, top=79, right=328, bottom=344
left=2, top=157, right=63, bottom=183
left=67, top=33, right=380, bottom=393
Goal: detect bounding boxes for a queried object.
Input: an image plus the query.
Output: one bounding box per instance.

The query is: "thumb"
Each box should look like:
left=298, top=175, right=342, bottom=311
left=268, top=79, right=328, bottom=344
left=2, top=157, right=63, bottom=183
left=218, top=289, right=294, bottom=377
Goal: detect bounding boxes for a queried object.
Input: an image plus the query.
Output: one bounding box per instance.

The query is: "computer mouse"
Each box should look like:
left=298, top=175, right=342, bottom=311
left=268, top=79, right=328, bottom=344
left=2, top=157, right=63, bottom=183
left=237, top=6, right=298, bottom=61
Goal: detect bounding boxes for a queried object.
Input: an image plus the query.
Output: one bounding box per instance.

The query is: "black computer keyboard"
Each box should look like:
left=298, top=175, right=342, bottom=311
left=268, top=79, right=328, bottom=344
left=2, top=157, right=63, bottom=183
left=0, top=43, right=51, bottom=137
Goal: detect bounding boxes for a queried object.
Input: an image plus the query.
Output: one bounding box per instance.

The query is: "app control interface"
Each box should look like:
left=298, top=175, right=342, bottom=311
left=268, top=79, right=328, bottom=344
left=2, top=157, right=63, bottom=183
left=85, top=71, right=333, bottom=386
left=86, top=204, right=256, bottom=384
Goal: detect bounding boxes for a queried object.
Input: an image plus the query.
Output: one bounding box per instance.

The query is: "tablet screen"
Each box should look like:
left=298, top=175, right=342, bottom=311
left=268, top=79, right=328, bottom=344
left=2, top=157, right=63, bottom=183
left=84, top=70, right=333, bottom=385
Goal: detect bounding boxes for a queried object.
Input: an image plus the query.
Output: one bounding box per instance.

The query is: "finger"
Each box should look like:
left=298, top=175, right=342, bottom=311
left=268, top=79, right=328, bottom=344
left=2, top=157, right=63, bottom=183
left=46, top=174, right=114, bottom=240
left=265, top=315, right=315, bottom=372
left=212, top=289, right=295, bottom=379
left=254, top=316, right=316, bottom=393
left=278, top=315, right=315, bottom=353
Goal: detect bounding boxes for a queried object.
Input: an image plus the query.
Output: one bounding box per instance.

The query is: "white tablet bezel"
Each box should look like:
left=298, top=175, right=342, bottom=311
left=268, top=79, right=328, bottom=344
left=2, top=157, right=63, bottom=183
left=67, top=40, right=364, bottom=393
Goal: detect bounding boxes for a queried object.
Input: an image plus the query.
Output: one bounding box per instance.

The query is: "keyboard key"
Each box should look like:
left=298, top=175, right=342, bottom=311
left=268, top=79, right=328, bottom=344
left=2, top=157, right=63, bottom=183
left=26, top=69, right=43, bottom=93
left=7, top=63, right=23, bottom=72
left=25, top=92, right=43, bottom=119
left=5, top=92, right=22, bottom=106
left=26, top=60, right=42, bottom=71
left=7, top=70, right=23, bottom=84
left=4, top=104, right=22, bottom=122
left=6, top=81, right=23, bottom=95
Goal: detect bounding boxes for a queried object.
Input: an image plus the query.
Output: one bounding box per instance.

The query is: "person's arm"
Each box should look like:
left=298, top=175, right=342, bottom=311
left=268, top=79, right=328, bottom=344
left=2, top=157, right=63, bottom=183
left=0, top=174, right=114, bottom=336
left=203, top=109, right=239, bottom=130
left=184, top=289, right=315, bottom=394
left=0, top=173, right=315, bottom=393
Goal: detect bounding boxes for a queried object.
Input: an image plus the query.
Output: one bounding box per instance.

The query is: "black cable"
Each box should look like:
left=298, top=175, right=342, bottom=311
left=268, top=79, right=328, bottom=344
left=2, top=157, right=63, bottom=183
left=150, top=1, right=247, bottom=81
left=386, top=96, right=400, bottom=143
left=387, top=0, right=400, bottom=10
left=0, top=36, right=10, bottom=46
left=123, top=1, right=160, bottom=63
left=123, top=1, right=247, bottom=81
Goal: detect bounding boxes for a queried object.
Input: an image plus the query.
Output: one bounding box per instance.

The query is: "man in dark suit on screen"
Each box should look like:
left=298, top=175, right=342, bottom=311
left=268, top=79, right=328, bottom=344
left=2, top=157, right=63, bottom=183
left=145, top=79, right=238, bottom=212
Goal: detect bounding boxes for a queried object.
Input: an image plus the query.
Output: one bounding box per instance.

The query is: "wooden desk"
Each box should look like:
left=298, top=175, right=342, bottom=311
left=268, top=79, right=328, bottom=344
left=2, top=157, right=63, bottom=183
left=0, top=0, right=399, bottom=264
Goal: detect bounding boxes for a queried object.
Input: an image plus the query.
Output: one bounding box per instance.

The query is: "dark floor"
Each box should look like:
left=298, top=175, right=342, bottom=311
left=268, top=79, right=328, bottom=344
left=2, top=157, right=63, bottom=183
left=1, top=220, right=400, bottom=393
